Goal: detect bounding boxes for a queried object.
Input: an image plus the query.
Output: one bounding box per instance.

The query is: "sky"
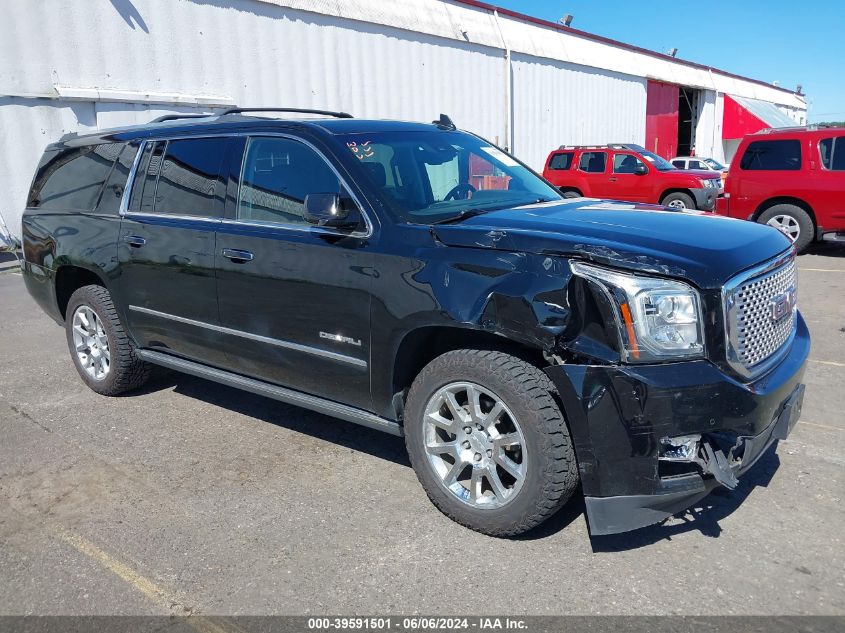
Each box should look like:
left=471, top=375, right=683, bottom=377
left=490, top=1, right=845, bottom=122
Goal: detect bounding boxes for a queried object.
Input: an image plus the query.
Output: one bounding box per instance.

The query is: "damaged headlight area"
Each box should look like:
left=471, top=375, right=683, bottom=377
left=570, top=261, right=705, bottom=362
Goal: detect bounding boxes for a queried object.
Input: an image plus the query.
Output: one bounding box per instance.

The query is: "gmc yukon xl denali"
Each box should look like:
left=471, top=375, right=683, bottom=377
left=21, top=109, right=809, bottom=536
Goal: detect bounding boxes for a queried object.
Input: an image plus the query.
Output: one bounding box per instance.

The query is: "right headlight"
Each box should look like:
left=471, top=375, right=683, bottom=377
left=570, top=261, right=705, bottom=362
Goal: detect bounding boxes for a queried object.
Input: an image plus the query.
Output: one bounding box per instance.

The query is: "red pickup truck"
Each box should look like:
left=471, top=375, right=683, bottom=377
left=717, top=126, right=845, bottom=252
left=543, top=144, right=722, bottom=211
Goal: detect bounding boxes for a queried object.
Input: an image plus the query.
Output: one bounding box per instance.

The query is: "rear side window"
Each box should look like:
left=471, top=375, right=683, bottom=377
left=578, top=152, right=607, bottom=173
left=95, top=144, right=140, bottom=214
left=671, top=160, right=685, bottom=169
left=739, top=140, right=801, bottom=171
left=548, top=152, right=574, bottom=170
left=28, top=144, right=122, bottom=210
left=154, top=138, right=228, bottom=216
left=820, top=137, right=845, bottom=171
left=237, top=137, right=343, bottom=227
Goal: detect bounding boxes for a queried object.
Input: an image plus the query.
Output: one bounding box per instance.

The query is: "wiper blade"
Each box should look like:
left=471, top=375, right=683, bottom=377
left=430, top=209, right=490, bottom=225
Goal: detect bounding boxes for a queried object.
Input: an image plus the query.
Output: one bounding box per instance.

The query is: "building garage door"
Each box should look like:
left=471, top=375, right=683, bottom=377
left=645, top=80, right=679, bottom=159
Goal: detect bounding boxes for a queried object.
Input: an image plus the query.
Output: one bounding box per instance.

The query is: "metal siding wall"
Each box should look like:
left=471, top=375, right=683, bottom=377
left=693, top=89, right=718, bottom=161
left=511, top=55, right=646, bottom=171
left=0, top=0, right=506, bottom=236
left=0, top=0, right=807, bottom=235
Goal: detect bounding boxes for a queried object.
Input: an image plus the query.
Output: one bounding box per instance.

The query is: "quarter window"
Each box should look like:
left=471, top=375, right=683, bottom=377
left=96, top=144, right=139, bottom=214
left=579, top=152, right=607, bottom=173
left=154, top=138, right=227, bottom=216
left=549, top=152, right=574, bottom=170
left=27, top=144, right=121, bottom=210
left=739, top=140, right=801, bottom=171
left=613, top=153, right=646, bottom=174
left=238, top=137, right=343, bottom=226
left=820, top=137, right=845, bottom=171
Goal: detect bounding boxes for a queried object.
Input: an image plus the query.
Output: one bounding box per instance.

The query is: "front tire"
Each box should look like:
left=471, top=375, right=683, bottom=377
left=758, top=204, right=814, bottom=252
left=404, top=349, right=578, bottom=536
left=65, top=285, right=151, bottom=396
left=661, top=191, right=695, bottom=210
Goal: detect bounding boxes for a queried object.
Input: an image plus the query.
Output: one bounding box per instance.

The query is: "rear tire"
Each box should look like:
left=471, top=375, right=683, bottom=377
left=65, top=285, right=151, bottom=396
left=404, top=349, right=579, bottom=537
left=560, top=189, right=581, bottom=199
left=661, top=191, right=695, bottom=210
left=758, top=204, right=814, bottom=253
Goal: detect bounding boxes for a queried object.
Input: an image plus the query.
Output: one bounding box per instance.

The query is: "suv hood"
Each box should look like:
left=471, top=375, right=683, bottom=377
left=431, top=199, right=792, bottom=288
left=682, top=169, right=721, bottom=180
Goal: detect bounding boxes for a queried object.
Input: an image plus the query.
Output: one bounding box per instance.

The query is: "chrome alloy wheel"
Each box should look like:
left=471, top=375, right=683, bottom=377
left=422, top=382, right=527, bottom=509
left=666, top=199, right=687, bottom=209
left=71, top=305, right=110, bottom=381
left=766, top=214, right=800, bottom=242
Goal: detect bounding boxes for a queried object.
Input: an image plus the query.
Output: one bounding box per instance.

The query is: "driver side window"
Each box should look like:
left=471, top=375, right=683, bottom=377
left=613, top=153, right=646, bottom=174
left=238, top=137, right=342, bottom=226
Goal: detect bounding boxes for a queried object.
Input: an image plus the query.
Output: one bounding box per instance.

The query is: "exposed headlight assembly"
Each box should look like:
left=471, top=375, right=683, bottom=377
left=570, top=261, right=705, bottom=362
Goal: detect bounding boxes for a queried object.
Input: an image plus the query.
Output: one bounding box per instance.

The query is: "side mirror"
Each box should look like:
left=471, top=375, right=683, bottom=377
left=634, top=164, right=648, bottom=176
left=303, top=193, right=361, bottom=229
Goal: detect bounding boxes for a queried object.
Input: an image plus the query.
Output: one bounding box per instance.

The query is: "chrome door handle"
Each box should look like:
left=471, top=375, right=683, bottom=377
left=608, top=177, right=618, bottom=182
left=222, top=248, right=254, bottom=262
left=123, top=235, right=146, bottom=247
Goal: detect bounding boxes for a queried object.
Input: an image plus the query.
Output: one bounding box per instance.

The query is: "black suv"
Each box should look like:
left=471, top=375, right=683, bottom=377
left=21, top=108, right=809, bottom=536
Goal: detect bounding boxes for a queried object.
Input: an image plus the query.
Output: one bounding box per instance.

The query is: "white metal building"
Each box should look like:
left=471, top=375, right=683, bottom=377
left=0, top=0, right=807, bottom=237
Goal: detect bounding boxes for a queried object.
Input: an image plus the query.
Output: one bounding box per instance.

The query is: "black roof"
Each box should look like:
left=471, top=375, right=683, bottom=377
left=55, top=112, right=448, bottom=148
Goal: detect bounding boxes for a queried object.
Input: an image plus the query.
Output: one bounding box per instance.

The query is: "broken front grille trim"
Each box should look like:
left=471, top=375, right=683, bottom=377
left=723, top=250, right=798, bottom=380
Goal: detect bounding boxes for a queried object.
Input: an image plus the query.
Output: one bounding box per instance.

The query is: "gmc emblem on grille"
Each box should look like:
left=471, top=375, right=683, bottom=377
left=770, top=288, right=797, bottom=322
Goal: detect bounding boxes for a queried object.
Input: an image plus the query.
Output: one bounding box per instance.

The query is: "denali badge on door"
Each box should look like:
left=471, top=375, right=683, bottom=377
left=319, top=331, right=362, bottom=347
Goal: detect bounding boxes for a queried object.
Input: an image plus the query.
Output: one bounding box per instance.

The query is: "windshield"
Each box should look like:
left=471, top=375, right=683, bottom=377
left=638, top=149, right=675, bottom=171
left=703, top=158, right=726, bottom=170
left=336, top=130, right=561, bottom=223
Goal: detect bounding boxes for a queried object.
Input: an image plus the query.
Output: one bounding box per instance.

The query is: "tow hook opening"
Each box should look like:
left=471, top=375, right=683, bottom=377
left=659, top=434, right=739, bottom=490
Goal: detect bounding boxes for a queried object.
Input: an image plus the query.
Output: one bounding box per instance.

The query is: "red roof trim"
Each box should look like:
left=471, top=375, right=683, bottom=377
left=453, top=0, right=800, bottom=97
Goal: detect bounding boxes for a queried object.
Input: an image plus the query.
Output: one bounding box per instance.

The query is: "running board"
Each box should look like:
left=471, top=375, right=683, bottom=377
left=135, top=349, right=403, bottom=436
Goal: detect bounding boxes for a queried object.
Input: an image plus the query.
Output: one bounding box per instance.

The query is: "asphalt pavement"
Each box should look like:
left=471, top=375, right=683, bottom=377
left=1, top=244, right=843, bottom=616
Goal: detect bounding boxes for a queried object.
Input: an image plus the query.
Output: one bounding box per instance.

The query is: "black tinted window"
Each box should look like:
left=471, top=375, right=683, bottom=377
left=154, top=138, right=227, bottom=216
left=140, top=143, right=165, bottom=212
left=95, top=144, right=139, bottom=214
left=549, top=152, right=574, bottom=170
left=238, top=137, right=342, bottom=226
left=740, top=140, right=801, bottom=171
left=128, top=143, right=153, bottom=212
left=579, top=152, right=607, bottom=173
left=28, top=144, right=121, bottom=210
left=613, top=153, right=645, bottom=174
left=820, top=137, right=845, bottom=171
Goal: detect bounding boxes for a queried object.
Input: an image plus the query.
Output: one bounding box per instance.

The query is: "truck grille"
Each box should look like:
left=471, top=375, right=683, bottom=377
left=724, top=254, right=797, bottom=377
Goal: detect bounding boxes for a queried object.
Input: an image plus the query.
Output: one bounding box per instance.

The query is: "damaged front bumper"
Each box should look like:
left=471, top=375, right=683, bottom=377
left=545, top=313, right=809, bottom=536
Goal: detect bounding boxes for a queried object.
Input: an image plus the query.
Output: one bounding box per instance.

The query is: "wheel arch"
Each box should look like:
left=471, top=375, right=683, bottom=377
left=658, top=188, right=695, bottom=205
left=54, top=264, right=108, bottom=320
left=390, top=325, right=546, bottom=419
left=752, top=197, right=816, bottom=226
left=559, top=187, right=583, bottom=197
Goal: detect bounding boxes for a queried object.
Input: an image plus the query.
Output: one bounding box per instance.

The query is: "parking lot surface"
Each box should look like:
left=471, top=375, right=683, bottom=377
left=1, top=244, right=844, bottom=616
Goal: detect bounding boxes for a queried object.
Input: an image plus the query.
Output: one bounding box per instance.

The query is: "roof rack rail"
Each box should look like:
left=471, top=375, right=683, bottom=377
left=557, top=143, right=643, bottom=151
left=219, top=107, right=353, bottom=119
left=151, top=113, right=216, bottom=123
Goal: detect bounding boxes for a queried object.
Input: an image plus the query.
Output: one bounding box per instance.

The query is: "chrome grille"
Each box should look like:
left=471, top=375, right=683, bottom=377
left=724, top=255, right=797, bottom=376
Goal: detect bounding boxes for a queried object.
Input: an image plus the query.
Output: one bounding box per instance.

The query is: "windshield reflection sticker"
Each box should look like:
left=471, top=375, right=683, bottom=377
left=479, top=146, right=519, bottom=167
left=347, top=141, right=374, bottom=160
